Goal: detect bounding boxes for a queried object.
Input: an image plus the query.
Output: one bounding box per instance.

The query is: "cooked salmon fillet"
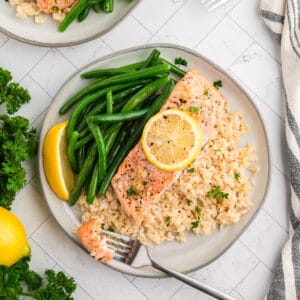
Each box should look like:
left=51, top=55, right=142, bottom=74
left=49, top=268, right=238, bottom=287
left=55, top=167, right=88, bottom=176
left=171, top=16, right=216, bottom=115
left=37, top=0, right=77, bottom=14
left=77, top=219, right=115, bottom=262
left=112, top=68, right=225, bottom=225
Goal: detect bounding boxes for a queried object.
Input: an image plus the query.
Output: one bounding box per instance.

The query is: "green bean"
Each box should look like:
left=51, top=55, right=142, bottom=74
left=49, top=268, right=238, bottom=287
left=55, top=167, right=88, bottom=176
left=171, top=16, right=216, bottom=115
left=67, top=131, right=79, bottom=172
left=81, top=61, right=145, bottom=79
left=99, top=80, right=174, bottom=195
left=75, top=133, right=93, bottom=150
left=98, top=76, right=168, bottom=154
left=103, top=0, right=113, bottom=12
left=121, top=76, right=169, bottom=112
left=88, top=0, right=101, bottom=4
left=78, top=126, right=90, bottom=139
left=77, top=100, right=106, bottom=132
left=77, top=145, right=86, bottom=171
left=58, top=0, right=88, bottom=32
left=107, top=123, right=132, bottom=167
left=66, top=80, right=149, bottom=140
left=69, top=145, right=97, bottom=206
left=78, top=6, right=90, bottom=22
left=77, top=89, right=130, bottom=136
left=106, top=90, right=113, bottom=114
left=87, top=120, right=107, bottom=181
left=159, top=58, right=186, bottom=77
left=93, top=2, right=101, bottom=12
left=86, top=163, right=99, bottom=204
left=60, top=65, right=169, bottom=114
left=139, top=49, right=160, bottom=69
left=141, top=93, right=159, bottom=108
left=104, top=123, right=122, bottom=153
left=78, top=85, right=143, bottom=129
left=89, top=109, right=148, bottom=124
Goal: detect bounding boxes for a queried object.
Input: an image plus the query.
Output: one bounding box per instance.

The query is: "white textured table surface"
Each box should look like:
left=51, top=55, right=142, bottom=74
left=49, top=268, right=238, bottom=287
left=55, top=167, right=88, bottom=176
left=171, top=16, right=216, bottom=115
left=0, top=0, right=289, bottom=299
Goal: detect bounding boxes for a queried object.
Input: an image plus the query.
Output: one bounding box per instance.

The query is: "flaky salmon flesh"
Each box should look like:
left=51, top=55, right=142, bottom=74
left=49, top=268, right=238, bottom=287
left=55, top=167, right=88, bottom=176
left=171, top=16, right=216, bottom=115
left=112, top=68, right=225, bottom=226
left=77, top=219, right=115, bottom=262
left=37, top=0, right=77, bottom=14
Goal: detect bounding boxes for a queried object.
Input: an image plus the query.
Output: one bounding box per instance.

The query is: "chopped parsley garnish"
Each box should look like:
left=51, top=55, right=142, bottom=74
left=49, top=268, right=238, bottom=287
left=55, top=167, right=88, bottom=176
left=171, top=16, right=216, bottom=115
left=52, top=5, right=59, bottom=12
left=195, top=206, right=201, bottom=213
left=191, top=216, right=201, bottom=228
left=101, top=223, right=105, bottom=230
left=189, top=106, right=199, bottom=113
left=174, top=57, right=188, bottom=67
left=187, top=168, right=195, bottom=173
left=186, top=198, right=191, bottom=206
left=142, top=181, right=148, bottom=186
left=203, top=89, right=209, bottom=96
left=214, top=149, right=221, bottom=154
left=165, top=216, right=171, bottom=226
left=234, top=172, right=241, bottom=180
left=126, top=187, right=136, bottom=195
left=108, top=226, right=115, bottom=232
left=208, top=186, right=229, bottom=201
left=213, top=80, right=223, bottom=89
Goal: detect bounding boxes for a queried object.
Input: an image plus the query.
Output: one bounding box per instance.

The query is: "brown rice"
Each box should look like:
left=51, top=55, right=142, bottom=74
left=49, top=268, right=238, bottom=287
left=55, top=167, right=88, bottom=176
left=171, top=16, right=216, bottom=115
left=77, top=99, right=258, bottom=246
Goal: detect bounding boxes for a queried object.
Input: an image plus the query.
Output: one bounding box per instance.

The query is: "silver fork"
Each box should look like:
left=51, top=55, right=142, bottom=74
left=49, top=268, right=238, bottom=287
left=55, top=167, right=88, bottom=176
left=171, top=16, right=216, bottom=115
left=102, top=229, right=235, bottom=300
left=201, top=0, right=234, bottom=11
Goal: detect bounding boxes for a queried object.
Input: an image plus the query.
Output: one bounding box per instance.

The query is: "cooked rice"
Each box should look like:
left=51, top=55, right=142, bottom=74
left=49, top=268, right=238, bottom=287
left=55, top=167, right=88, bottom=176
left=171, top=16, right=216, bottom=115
left=77, top=99, right=258, bottom=246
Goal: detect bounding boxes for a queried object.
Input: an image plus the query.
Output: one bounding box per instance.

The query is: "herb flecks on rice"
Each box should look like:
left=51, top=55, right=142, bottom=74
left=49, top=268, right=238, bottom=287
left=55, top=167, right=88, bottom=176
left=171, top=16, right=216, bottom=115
left=78, top=99, right=257, bottom=246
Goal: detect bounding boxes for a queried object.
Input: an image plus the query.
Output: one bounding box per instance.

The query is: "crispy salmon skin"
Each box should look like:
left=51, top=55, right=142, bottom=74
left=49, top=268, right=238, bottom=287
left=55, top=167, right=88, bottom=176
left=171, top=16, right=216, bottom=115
left=112, top=69, right=225, bottom=226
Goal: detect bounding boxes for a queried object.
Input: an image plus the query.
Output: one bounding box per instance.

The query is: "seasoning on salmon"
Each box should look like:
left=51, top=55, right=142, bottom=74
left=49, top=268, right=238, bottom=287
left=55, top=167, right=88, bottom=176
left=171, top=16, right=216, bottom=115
left=112, top=68, right=225, bottom=226
left=37, top=0, right=77, bottom=14
left=77, top=219, right=115, bottom=262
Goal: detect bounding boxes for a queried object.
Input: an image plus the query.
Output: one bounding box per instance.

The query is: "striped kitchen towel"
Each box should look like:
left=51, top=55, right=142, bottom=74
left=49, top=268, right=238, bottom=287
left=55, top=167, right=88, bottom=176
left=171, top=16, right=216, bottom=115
left=260, top=0, right=300, bottom=299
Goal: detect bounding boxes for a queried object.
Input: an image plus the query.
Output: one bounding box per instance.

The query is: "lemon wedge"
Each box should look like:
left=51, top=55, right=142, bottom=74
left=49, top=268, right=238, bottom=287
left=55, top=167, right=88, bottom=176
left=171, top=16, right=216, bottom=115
left=43, top=120, right=74, bottom=200
left=141, top=109, right=202, bottom=172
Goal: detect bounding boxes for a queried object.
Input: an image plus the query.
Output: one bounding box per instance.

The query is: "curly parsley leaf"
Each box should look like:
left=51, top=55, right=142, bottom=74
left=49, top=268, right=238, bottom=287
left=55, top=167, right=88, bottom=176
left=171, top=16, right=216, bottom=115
left=191, top=216, right=201, bottom=229
left=213, top=80, right=223, bottom=90
left=208, top=186, right=229, bottom=201
left=0, top=67, right=31, bottom=115
left=234, top=172, right=240, bottom=180
left=0, top=257, right=76, bottom=300
left=165, top=216, right=171, bottom=226
left=174, top=57, right=188, bottom=67
left=0, top=115, right=38, bottom=210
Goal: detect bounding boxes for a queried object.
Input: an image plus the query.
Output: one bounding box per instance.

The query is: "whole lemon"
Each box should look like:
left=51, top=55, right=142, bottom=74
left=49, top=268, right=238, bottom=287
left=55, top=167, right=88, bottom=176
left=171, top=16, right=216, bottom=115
left=0, top=207, right=31, bottom=267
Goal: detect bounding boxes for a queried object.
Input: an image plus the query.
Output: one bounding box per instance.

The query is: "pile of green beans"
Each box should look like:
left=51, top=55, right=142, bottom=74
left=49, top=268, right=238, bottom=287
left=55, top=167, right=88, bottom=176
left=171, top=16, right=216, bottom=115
left=59, top=0, right=116, bottom=32
left=59, top=49, right=186, bottom=205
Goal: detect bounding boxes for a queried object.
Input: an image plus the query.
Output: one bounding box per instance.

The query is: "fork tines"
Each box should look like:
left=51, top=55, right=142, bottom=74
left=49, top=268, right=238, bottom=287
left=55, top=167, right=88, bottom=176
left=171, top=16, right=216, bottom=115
left=201, top=0, right=233, bottom=11
left=102, top=229, right=141, bottom=264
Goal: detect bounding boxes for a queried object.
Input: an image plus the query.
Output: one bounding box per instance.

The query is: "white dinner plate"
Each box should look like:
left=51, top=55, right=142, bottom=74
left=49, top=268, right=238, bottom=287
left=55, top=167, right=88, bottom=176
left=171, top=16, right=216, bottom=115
left=38, top=44, right=271, bottom=277
left=0, top=0, right=140, bottom=47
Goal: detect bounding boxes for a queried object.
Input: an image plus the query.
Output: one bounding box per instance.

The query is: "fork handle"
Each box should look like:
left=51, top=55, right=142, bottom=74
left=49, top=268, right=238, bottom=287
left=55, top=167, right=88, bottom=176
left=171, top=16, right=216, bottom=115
left=151, top=261, right=235, bottom=300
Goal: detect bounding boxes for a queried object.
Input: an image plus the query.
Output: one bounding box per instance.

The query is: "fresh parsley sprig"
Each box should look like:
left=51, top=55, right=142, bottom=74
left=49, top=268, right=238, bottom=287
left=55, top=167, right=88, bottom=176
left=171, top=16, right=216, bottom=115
left=0, top=67, right=38, bottom=210
left=174, top=57, right=188, bottom=67
left=0, top=256, right=76, bottom=300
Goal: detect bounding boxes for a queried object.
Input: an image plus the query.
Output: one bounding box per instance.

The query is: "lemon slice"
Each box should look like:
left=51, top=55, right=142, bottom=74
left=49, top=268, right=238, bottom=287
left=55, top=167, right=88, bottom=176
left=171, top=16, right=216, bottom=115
left=141, top=109, right=202, bottom=171
left=43, top=120, right=74, bottom=200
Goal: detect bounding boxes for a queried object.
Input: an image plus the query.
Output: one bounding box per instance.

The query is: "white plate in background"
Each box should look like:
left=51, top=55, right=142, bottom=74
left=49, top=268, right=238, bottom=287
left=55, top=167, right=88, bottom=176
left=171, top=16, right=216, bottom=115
left=0, top=0, right=140, bottom=47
